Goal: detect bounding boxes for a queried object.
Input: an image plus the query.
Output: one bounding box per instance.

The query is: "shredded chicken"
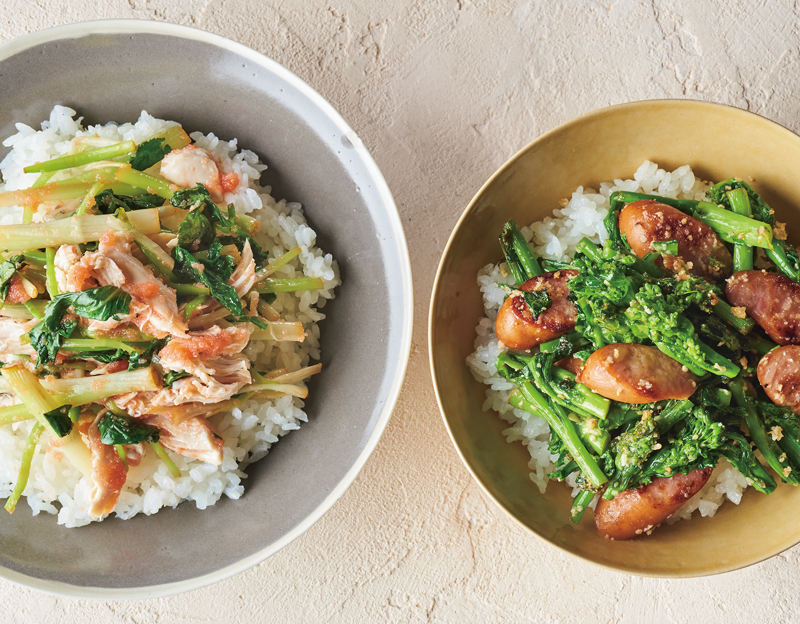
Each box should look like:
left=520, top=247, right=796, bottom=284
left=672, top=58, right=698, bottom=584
left=142, top=414, right=224, bottom=465
left=0, top=317, right=37, bottom=359
left=230, top=240, right=256, bottom=297
left=77, top=414, right=128, bottom=517
left=118, top=353, right=251, bottom=414
left=54, top=244, right=85, bottom=293
left=76, top=230, right=187, bottom=337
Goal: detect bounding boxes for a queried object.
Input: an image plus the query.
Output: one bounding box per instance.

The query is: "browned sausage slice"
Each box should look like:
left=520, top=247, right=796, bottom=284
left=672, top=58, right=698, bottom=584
left=495, top=270, right=578, bottom=350
left=619, top=200, right=732, bottom=280
left=576, top=343, right=698, bottom=403
left=757, top=345, right=800, bottom=414
left=726, top=270, right=800, bottom=345
left=594, top=467, right=713, bottom=540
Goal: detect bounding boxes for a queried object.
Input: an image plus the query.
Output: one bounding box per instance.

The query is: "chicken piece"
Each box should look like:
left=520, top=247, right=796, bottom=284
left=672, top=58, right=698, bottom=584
left=594, top=467, right=713, bottom=540
left=143, top=414, right=224, bottom=465
left=119, top=353, right=252, bottom=415
left=495, top=270, right=578, bottom=350
left=726, top=270, right=800, bottom=345
left=160, top=145, right=224, bottom=202
left=77, top=414, right=128, bottom=517
left=54, top=244, right=87, bottom=293
left=576, top=343, right=698, bottom=403
left=619, top=200, right=732, bottom=280
left=158, top=325, right=251, bottom=373
left=0, top=317, right=37, bottom=359
left=229, top=240, right=256, bottom=298
left=757, top=345, right=800, bottom=414
left=77, top=230, right=186, bottom=337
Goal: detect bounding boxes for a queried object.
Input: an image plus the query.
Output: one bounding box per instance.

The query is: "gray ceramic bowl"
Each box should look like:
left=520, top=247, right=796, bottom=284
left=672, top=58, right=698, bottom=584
left=0, top=20, right=412, bottom=597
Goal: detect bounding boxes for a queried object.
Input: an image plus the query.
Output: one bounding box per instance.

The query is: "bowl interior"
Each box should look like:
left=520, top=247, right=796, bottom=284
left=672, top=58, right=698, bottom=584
left=0, top=23, right=410, bottom=595
left=430, top=100, right=800, bottom=577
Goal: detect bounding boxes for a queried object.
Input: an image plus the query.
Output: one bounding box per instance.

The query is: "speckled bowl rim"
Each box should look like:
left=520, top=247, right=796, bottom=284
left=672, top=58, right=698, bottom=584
left=429, top=99, right=800, bottom=578
left=0, top=19, right=413, bottom=599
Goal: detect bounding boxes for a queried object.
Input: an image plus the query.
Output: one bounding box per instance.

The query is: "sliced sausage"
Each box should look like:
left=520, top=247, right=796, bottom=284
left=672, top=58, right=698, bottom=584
left=757, top=345, right=800, bottom=414
left=619, top=200, right=732, bottom=280
left=576, top=343, right=698, bottom=403
left=495, top=270, right=578, bottom=350
left=726, top=270, right=800, bottom=345
left=594, top=467, right=713, bottom=540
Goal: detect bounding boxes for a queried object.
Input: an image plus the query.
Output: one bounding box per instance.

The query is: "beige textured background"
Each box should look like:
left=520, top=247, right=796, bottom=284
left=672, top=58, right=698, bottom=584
left=3, top=1, right=800, bottom=622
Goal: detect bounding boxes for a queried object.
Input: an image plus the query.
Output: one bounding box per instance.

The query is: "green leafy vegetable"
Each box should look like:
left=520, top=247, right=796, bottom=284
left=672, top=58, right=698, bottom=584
left=0, top=255, right=23, bottom=304
left=173, top=242, right=242, bottom=315
left=26, top=286, right=132, bottom=365
left=129, top=137, right=172, bottom=171
left=97, top=411, right=160, bottom=445
left=93, top=189, right=163, bottom=214
left=42, top=404, right=73, bottom=438
left=177, top=208, right=215, bottom=250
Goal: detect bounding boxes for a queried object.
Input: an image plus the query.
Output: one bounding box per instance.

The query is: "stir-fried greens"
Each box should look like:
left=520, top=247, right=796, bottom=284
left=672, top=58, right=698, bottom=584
left=0, top=124, right=329, bottom=518
left=494, top=180, right=800, bottom=532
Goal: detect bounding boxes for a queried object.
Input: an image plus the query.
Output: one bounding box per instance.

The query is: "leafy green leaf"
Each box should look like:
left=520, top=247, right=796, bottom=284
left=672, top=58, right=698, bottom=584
left=93, top=189, right=164, bottom=214
left=0, top=255, right=23, bottom=304
left=43, top=404, right=73, bottom=438
left=26, top=286, right=132, bottom=365
left=173, top=242, right=242, bottom=315
left=177, top=209, right=215, bottom=250
left=97, top=411, right=160, bottom=445
left=129, top=137, right=172, bottom=172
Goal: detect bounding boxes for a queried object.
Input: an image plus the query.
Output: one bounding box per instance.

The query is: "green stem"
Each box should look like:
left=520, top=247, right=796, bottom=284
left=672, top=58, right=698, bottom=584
left=255, top=247, right=301, bottom=280
left=23, top=141, right=136, bottom=173
left=183, top=294, right=209, bottom=320
left=45, top=247, right=59, bottom=298
left=255, top=277, right=324, bottom=293
left=731, top=380, right=798, bottom=484
left=712, top=299, right=755, bottom=334
left=76, top=181, right=104, bottom=216
left=570, top=489, right=594, bottom=524
left=150, top=441, right=181, bottom=477
left=4, top=421, right=44, bottom=513
left=510, top=382, right=607, bottom=488
left=114, top=166, right=174, bottom=199
left=23, top=300, right=45, bottom=320
left=726, top=188, right=754, bottom=272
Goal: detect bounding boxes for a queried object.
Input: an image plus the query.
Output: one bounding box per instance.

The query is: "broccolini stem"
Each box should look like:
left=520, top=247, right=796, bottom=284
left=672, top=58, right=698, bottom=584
left=765, top=241, right=800, bottom=282
left=712, top=299, right=754, bottom=334
left=499, top=220, right=542, bottom=285
left=4, top=421, right=44, bottom=513
left=570, top=489, right=594, bottom=524
left=692, top=201, right=773, bottom=249
left=731, top=379, right=799, bottom=484
left=726, top=188, right=754, bottom=272
left=510, top=382, right=608, bottom=488
left=551, top=367, right=610, bottom=420
left=745, top=333, right=778, bottom=357
left=23, top=140, right=136, bottom=173
left=653, top=399, right=694, bottom=433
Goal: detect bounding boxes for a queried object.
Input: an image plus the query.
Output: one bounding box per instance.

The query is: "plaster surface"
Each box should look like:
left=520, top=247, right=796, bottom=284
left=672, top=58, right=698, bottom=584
left=2, top=1, right=800, bottom=622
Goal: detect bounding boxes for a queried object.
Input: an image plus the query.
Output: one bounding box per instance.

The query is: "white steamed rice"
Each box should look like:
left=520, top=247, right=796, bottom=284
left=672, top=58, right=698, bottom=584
left=0, top=106, right=340, bottom=527
left=467, top=161, right=748, bottom=524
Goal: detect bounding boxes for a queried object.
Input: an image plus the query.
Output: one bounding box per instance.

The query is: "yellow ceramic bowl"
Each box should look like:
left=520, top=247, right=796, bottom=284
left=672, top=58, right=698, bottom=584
left=429, top=100, right=800, bottom=577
